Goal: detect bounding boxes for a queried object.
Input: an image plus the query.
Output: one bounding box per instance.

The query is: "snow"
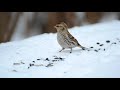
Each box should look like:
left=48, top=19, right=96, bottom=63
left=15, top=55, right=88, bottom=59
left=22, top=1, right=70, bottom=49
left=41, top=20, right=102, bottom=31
left=0, top=20, right=120, bottom=78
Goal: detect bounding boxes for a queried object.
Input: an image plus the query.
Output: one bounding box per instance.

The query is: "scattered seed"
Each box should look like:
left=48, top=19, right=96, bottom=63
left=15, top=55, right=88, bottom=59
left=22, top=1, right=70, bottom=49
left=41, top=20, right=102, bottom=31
left=88, top=50, right=90, bottom=51
left=100, top=44, right=104, bottom=46
left=98, top=48, right=101, bottom=50
left=37, top=59, right=40, bottom=60
left=94, top=50, right=98, bottom=52
left=52, top=60, right=57, bottom=62
left=13, top=63, right=21, bottom=65
left=59, top=57, right=63, bottom=60
left=106, top=40, right=110, bottom=43
left=104, top=49, right=105, bottom=51
left=32, top=61, right=35, bottom=63
left=54, top=58, right=58, bottom=60
left=29, top=63, right=32, bottom=67
left=96, top=42, right=100, bottom=44
left=113, top=42, right=117, bottom=44
left=21, top=62, right=25, bottom=64
left=59, top=57, right=65, bottom=61
left=45, top=58, right=50, bottom=61
left=46, top=63, right=53, bottom=67
left=90, top=47, right=93, bottom=48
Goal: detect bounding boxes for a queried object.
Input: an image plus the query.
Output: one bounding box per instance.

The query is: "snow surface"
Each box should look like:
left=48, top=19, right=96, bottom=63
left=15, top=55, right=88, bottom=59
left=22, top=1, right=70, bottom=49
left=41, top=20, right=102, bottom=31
left=0, top=20, right=120, bottom=78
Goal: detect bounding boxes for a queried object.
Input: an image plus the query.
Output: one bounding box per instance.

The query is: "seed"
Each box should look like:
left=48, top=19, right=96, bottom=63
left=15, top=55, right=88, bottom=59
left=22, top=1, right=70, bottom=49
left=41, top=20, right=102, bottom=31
left=13, top=63, right=20, bottom=65
left=32, top=61, right=35, bottom=63
left=100, top=44, right=104, bottom=46
left=94, top=50, right=98, bottom=52
left=96, top=42, right=100, bottom=44
left=98, top=48, right=101, bottom=50
left=52, top=60, right=57, bottom=62
left=112, top=42, right=117, bottom=44
left=31, top=64, right=34, bottom=66
left=46, top=58, right=49, bottom=60
left=90, top=47, right=93, bottom=48
left=29, top=64, right=32, bottom=66
left=106, top=40, right=110, bottom=43
left=45, top=58, right=50, bottom=61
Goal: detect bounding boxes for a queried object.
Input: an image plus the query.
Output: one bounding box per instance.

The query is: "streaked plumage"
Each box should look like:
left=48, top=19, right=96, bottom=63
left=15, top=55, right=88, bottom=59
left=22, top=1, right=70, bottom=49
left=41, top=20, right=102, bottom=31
left=54, top=22, right=85, bottom=53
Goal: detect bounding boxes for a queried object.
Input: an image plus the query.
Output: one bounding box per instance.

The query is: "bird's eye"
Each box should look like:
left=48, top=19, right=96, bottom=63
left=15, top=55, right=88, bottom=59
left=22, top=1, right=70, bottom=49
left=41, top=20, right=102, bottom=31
left=56, top=25, right=59, bottom=27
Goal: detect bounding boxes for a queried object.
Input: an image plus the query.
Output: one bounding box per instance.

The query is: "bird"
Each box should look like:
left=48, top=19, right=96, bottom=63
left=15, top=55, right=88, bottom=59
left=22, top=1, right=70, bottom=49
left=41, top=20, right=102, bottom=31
left=54, top=22, right=85, bottom=53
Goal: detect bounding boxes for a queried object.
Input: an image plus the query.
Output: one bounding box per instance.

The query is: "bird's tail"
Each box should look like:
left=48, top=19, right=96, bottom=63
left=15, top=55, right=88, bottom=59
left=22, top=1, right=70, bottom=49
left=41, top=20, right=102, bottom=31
left=78, top=43, right=86, bottom=50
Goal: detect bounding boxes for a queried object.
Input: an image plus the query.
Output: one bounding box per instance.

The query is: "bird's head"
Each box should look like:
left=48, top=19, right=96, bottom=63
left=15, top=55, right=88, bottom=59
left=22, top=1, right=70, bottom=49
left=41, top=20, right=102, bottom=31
left=54, top=22, right=68, bottom=32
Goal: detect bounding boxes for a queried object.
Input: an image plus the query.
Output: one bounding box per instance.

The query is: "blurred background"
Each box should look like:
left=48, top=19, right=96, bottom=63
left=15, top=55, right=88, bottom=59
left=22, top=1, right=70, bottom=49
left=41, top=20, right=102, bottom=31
left=0, top=12, right=119, bottom=43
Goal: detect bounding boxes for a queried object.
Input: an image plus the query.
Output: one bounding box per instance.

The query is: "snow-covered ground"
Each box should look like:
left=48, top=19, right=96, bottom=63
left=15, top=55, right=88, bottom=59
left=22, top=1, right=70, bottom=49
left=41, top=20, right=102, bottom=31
left=0, top=20, right=120, bottom=78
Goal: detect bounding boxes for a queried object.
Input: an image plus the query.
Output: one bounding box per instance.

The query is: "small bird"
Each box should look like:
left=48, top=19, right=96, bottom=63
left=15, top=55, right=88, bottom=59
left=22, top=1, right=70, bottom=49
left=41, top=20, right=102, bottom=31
left=54, top=22, right=85, bottom=53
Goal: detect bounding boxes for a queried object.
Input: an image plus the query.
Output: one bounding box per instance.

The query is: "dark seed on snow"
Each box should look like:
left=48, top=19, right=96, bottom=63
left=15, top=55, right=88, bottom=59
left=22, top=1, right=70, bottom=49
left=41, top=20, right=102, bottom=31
left=29, top=63, right=34, bottom=66
left=60, top=57, right=65, bottom=60
left=21, top=61, right=25, bottom=64
left=106, top=40, right=110, bottom=43
left=94, top=50, right=98, bottom=52
left=96, top=42, right=100, bottom=44
left=90, top=47, right=93, bottom=48
left=46, top=58, right=49, bottom=60
left=104, top=49, right=105, bottom=51
left=45, top=58, right=50, bottom=61
left=37, top=59, right=40, bottom=60
left=54, top=58, right=59, bottom=59
left=98, top=48, right=101, bottom=50
left=32, top=61, right=35, bottom=63
left=29, top=64, right=32, bottom=66
left=112, top=42, right=116, bottom=44
left=46, top=63, right=53, bottom=67
left=113, top=42, right=117, bottom=44
left=100, top=44, right=104, bottom=46
left=13, top=63, right=20, bottom=65
left=59, top=57, right=62, bottom=59
left=88, top=50, right=90, bottom=51
left=52, top=60, right=57, bottom=62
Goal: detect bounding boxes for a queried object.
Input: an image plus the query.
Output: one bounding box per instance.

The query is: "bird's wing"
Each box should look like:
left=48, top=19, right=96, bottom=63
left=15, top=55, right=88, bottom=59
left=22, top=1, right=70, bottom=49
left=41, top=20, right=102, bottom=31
left=65, top=32, right=80, bottom=46
left=66, top=31, right=85, bottom=49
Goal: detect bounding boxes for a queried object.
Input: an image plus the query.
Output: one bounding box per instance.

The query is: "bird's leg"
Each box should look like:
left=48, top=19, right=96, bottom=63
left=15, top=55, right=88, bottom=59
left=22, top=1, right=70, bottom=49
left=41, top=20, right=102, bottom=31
left=70, top=48, right=72, bottom=53
left=59, top=48, right=65, bottom=52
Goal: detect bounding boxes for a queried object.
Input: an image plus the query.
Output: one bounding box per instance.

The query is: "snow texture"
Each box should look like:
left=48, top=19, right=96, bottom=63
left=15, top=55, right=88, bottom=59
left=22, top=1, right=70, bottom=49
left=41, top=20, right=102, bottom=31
left=0, top=20, right=120, bottom=78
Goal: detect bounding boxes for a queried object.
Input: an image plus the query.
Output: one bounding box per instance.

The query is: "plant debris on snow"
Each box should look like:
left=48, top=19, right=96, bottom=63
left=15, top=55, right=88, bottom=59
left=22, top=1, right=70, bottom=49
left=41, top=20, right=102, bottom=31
left=13, top=56, right=65, bottom=70
left=12, top=38, right=120, bottom=72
